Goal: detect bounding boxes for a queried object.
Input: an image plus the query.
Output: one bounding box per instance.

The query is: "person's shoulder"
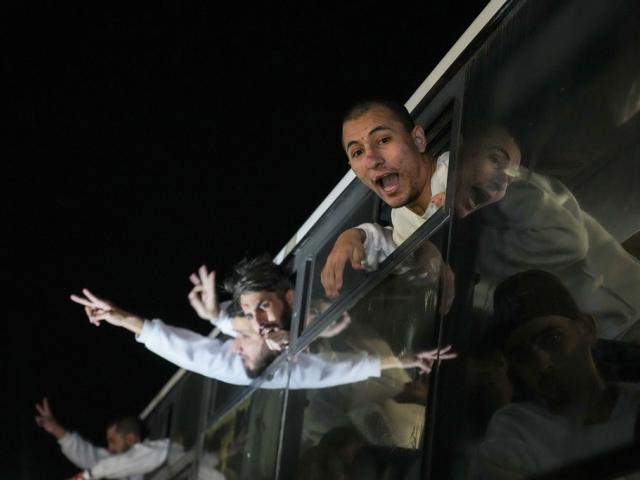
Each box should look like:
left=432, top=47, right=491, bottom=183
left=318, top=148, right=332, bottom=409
left=486, top=401, right=549, bottom=433
left=436, top=151, right=449, bottom=167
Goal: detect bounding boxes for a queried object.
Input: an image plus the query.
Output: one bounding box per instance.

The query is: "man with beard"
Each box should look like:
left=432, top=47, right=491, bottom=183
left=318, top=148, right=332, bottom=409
left=475, top=270, right=640, bottom=479
left=71, top=255, right=445, bottom=388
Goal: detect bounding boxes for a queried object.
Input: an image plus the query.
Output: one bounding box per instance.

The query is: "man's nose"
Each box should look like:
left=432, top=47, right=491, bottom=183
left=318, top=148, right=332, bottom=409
left=531, top=346, right=554, bottom=370
left=232, top=339, right=242, bottom=353
left=364, top=146, right=384, bottom=169
left=254, top=309, right=268, bottom=326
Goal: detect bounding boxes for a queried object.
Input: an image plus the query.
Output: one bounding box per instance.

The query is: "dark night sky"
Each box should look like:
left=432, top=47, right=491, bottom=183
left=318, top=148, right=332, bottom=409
left=3, top=1, right=488, bottom=477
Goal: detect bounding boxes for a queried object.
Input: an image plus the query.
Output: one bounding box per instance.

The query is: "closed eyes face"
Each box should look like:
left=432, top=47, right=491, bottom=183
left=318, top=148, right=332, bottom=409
left=106, top=426, right=128, bottom=454
left=456, top=128, right=521, bottom=218
left=232, top=316, right=266, bottom=371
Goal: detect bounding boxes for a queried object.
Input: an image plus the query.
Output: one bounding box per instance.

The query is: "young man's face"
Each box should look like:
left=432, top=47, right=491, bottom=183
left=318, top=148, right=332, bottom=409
left=455, top=128, right=521, bottom=218
left=232, top=316, right=276, bottom=377
left=239, top=290, right=292, bottom=332
left=343, top=105, right=431, bottom=211
left=504, top=315, right=594, bottom=406
left=106, top=425, right=129, bottom=454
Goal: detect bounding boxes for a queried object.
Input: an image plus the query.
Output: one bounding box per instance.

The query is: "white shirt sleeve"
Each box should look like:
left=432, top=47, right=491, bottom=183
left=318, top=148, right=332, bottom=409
left=137, top=319, right=381, bottom=389
left=357, top=223, right=397, bottom=270
left=58, top=432, right=110, bottom=470
left=88, top=438, right=169, bottom=479
left=272, top=351, right=381, bottom=389
left=210, top=300, right=236, bottom=337
left=137, top=319, right=254, bottom=385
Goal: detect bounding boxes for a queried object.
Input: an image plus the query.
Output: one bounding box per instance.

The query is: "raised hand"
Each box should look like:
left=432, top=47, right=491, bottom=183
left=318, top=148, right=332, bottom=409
left=35, top=397, right=65, bottom=439
left=263, top=328, right=290, bottom=352
left=321, top=228, right=367, bottom=298
left=402, top=345, right=458, bottom=374
left=70, top=289, right=143, bottom=334
left=188, top=265, right=220, bottom=322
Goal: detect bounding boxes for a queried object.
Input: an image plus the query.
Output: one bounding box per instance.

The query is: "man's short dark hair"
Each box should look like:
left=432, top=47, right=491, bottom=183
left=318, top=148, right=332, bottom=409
left=493, top=269, right=582, bottom=348
left=224, top=254, right=293, bottom=303
left=107, top=415, right=144, bottom=439
left=342, top=99, right=415, bottom=133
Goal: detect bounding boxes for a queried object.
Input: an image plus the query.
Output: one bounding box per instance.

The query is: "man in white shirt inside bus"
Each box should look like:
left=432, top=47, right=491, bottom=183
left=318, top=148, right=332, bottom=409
left=35, top=398, right=168, bottom=480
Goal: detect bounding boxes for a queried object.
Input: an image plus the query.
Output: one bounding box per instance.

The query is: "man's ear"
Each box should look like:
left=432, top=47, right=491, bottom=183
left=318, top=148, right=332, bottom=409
left=576, top=314, right=597, bottom=344
left=412, top=125, right=428, bottom=153
left=285, top=289, right=295, bottom=307
left=125, top=433, right=139, bottom=446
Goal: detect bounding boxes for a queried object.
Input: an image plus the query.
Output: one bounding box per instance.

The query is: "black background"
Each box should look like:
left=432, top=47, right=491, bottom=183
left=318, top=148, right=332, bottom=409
left=3, top=1, right=488, bottom=477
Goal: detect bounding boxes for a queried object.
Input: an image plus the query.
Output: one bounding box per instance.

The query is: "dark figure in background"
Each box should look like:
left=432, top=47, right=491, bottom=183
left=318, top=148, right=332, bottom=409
left=475, top=270, right=640, bottom=479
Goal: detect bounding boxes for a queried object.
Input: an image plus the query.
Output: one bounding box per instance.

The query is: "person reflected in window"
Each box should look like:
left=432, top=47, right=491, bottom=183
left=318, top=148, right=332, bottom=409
left=320, top=101, right=521, bottom=307
left=476, top=270, right=640, bottom=479
left=35, top=398, right=168, bottom=480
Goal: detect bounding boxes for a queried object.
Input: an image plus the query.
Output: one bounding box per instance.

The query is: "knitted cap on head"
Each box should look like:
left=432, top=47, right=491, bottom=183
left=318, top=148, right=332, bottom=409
left=493, top=270, right=581, bottom=347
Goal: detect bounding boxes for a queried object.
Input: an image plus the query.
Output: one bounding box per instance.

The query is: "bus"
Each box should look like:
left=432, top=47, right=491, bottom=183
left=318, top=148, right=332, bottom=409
left=140, top=0, right=640, bottom=478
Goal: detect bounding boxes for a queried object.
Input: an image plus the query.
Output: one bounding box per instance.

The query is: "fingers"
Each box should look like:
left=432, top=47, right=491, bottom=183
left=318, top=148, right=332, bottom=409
left=198, top=264, right=209, bottom=285
left=350, top=245, right=365, bottom=271
left=70, top=294, right=94, bottom=308
left=81, top=288, right=107, bottom=307
left=321, top=256, right=346, bottom=299
left=43, top=397, right=52, bottom=414
left=189, top=273, right=200, bottom=286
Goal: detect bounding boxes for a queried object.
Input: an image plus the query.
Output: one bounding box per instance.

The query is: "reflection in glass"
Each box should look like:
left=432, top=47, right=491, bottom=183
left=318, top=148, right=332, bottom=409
left=295, top=230, right=450, bottom=479
left=445, top=1, right=640, bottom=478
left=201, top=389, right=284, bottom=480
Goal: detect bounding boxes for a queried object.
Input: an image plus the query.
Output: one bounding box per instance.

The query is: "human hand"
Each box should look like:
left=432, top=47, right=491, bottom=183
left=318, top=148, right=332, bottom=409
left=410, top=241, right=455, bottom=314
left=384, top=345, right=457, bottom=374
left=263, top=328, right=290, bottom=352
left=321, top=228, right=367, bottom=298
left=35, top=397, right=65, bottom=439
left=318, top=312, right=351, bottom=338
left=70, top=289, right=143, bottom=334
left=188, top=265, right=219, bottom=322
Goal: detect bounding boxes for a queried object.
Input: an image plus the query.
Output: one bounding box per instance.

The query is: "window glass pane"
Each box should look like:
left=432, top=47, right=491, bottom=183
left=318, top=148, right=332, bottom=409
left=444, top=1, right=640, bottom=478
left=200, top=388, right=285, bottom=480
left=170, top=374, right=206, bottom=456
left=292, top=228, right=450, bottom=479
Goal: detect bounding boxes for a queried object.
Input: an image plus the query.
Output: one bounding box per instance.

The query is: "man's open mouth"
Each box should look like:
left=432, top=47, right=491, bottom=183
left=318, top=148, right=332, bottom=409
left=374, top=173, right=400, bottom=193
left=468, top=185, right=493, bottom=210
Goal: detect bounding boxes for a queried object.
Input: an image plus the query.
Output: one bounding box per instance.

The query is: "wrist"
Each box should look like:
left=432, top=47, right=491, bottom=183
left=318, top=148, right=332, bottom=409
left=52, top=425, right=66, bottom=440
left=122, top=314, right=144, bottom=335
left=380, top=355, right=402, bottom=370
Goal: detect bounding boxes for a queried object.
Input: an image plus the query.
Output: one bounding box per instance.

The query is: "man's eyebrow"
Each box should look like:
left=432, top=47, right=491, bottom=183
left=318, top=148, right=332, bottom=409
left=506, top=326, right=562, bottom=355
left=345, top=125, right=394, bottom=150
left=486, top=146, right=511, bottom=159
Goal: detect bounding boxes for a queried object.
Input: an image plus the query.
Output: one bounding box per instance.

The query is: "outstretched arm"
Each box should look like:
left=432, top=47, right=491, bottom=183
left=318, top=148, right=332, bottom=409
left=70, top=289, right=144, bottom=335
left=380, top=345, right=457, bottom=375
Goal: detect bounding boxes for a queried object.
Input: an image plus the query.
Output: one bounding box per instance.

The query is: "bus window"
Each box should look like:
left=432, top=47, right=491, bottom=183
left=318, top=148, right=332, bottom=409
left=290, top=227, right=450, bottom=479
left=436, top=0, right=640, bottom=477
